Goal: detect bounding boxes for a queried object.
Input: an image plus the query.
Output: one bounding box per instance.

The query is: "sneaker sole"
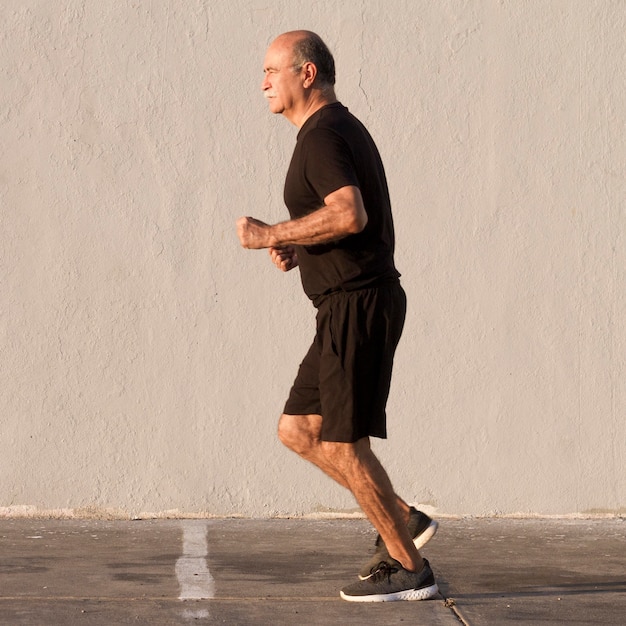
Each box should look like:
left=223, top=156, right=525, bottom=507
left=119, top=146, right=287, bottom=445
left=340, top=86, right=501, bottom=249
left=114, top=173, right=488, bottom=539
left=340, top=582, right=439, bottom=603
left=413, top=519, right=439, bottom=550
left=358, top=519, right=439, bottom=581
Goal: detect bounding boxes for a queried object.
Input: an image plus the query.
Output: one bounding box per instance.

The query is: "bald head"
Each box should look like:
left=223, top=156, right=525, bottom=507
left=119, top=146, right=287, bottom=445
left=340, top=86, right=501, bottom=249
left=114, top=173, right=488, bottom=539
left=274, top=30, right=336, bottom=88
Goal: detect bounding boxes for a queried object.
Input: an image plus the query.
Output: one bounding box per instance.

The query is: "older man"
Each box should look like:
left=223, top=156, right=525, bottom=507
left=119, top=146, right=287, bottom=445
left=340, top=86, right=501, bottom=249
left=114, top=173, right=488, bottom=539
left=236, top=31, right=438, bottom=602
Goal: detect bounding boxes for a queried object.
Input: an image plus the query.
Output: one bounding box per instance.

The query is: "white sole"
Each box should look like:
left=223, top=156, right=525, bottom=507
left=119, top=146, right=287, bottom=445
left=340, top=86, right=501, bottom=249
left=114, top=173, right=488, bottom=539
left=340, top=582, right=439, bottom=603
left=413, top=519, right=439, bottom=550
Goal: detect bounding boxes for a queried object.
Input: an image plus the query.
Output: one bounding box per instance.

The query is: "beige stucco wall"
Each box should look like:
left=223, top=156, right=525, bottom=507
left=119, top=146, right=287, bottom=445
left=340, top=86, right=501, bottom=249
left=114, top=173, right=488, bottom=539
left=1, top=0, right=624, bottom=518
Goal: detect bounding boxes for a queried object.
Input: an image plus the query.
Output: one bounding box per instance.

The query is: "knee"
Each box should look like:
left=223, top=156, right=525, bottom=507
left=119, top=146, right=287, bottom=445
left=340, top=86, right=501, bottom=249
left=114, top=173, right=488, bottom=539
left=277, top=414, right=305, bottom=453
left=277, top=413, right=319, bottom=457
left=277, top=414, right=295, bottom=449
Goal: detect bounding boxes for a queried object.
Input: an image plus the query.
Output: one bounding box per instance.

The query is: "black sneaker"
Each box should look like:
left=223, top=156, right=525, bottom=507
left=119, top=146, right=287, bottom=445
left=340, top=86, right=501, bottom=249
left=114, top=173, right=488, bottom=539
left=341, top=558, right=439, bottom=602
left=358, top=507, right=438, bottom=580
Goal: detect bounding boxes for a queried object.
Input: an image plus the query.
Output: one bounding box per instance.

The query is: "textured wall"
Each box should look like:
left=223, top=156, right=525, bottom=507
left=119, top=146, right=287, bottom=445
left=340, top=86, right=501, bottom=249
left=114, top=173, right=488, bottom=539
left=1, top=0, right=624, bottom=518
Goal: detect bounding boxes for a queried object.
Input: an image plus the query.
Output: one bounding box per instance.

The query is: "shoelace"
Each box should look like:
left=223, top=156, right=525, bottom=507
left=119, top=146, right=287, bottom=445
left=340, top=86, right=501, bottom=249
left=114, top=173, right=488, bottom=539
left=369, top=561, right=399, bottom=583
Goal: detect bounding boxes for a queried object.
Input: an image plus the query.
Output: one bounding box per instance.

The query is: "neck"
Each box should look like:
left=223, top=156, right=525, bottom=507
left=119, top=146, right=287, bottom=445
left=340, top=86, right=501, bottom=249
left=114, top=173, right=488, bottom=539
left=288, top=89, right=337, bottom=128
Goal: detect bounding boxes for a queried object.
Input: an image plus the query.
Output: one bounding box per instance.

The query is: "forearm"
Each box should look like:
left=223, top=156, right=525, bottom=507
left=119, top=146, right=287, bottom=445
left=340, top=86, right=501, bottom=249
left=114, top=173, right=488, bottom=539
left=270, top=185, right=368, bottom=246
left=236, top=185, right=368, bottom=250
left=269, top=202, right=362, bottom=247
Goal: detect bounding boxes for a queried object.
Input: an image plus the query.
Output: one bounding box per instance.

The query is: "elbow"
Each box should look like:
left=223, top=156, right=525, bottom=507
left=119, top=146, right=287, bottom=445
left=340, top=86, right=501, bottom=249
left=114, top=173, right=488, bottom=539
left=348, top=209, right=368, bottom=234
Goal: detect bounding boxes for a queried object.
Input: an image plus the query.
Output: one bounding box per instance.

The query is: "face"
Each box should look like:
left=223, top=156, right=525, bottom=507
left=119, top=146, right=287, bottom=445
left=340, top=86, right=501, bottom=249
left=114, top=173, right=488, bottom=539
left=261, top=37, right=304, bottom=119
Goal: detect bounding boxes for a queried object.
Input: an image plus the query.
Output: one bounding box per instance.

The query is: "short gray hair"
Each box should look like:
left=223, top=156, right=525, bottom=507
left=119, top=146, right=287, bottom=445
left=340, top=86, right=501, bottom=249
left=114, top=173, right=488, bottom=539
left=292, top=32, right=336, bottom=86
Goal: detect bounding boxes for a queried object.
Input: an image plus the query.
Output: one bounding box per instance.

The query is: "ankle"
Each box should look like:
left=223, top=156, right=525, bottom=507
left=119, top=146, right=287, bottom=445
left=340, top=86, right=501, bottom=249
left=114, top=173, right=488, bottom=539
left=389, top=553, right=424, bottom=573
left=406, top=556, right=425, bottom=573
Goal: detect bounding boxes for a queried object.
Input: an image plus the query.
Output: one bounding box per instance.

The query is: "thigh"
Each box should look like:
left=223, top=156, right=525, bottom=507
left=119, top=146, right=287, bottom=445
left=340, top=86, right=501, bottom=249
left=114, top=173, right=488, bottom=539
left=319, top=283, right=407, bottom=443
left=283, top=326, right=323, bottom=417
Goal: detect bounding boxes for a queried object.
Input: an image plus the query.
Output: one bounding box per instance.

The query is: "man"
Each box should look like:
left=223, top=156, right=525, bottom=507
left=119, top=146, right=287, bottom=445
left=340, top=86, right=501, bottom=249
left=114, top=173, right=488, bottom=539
left=236, top=31, right=438, bottom=602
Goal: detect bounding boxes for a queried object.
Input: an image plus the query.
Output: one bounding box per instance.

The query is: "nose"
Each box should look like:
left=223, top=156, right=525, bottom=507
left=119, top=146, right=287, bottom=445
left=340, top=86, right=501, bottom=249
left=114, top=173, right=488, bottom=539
left=261, top=73, right=270, bottom=91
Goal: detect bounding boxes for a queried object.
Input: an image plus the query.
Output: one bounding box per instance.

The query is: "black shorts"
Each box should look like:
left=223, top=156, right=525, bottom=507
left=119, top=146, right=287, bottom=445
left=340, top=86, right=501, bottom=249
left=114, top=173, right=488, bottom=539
left=283, top=282, right=406, bottom=443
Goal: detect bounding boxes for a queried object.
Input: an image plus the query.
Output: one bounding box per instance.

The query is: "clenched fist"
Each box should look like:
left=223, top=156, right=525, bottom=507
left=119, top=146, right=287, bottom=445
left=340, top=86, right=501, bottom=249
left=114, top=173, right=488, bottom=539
left=269, top=246, right=299, bottom=272
left=236, top=216, right=272, bottom=249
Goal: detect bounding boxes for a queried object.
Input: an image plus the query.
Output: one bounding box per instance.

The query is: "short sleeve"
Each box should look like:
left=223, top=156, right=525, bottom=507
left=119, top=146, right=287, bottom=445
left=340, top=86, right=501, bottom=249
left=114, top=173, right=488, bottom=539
left=302, top=128, right=360, bottom=200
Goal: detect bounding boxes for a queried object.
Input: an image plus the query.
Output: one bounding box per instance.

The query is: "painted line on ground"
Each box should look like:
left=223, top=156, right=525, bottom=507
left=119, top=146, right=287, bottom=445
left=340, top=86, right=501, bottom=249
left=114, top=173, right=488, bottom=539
left=175, top=520, right=215, bottom=600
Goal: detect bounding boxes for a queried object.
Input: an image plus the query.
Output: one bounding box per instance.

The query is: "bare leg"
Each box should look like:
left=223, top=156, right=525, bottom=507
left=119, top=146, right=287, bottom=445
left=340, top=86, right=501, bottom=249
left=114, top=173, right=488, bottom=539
left=320, top=437, right=423, bottom=572
left=278, top=414, right=411, bottom=522
left=278, top=413, right=420, bottom=571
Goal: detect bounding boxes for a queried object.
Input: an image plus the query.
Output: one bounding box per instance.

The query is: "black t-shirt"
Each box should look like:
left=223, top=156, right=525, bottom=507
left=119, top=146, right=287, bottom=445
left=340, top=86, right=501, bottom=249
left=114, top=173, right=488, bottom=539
left=284, top=102, right=400, bottom=302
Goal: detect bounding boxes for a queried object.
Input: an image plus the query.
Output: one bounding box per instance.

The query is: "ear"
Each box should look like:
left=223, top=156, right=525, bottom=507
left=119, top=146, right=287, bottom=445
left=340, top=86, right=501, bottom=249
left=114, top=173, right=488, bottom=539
left=301, top=61, right=318, bottom=88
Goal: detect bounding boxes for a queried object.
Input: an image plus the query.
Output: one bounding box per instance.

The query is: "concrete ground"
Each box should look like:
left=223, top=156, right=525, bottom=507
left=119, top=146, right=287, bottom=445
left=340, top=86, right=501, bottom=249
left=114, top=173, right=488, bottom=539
left=0, top=517, right=624, bottom=625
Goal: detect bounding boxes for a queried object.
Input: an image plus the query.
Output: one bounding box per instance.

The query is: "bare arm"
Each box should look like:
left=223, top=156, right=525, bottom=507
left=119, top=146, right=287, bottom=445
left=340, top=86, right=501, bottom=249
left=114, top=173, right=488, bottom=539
left=236, top=185, right=368, bottom=250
